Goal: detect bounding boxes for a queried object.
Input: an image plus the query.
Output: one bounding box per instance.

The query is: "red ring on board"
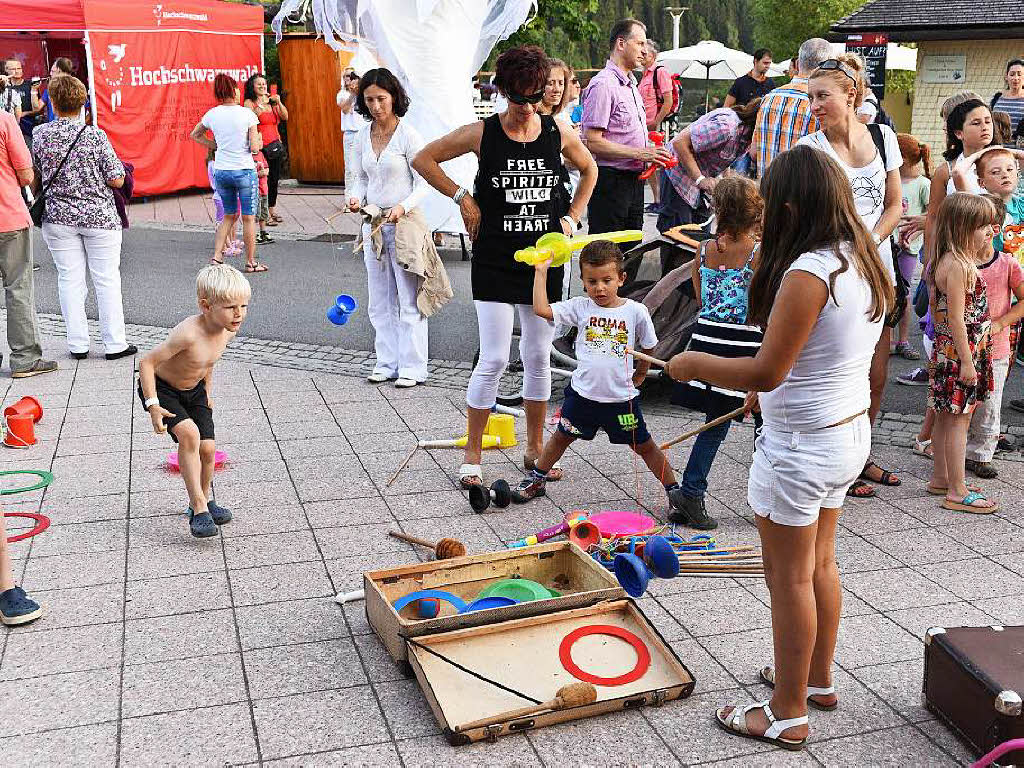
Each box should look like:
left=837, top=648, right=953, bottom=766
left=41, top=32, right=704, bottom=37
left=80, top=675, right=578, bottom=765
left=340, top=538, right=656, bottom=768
left=4, top=512, right=51, bottom=543
left=558, top=624, right=651, bottom=686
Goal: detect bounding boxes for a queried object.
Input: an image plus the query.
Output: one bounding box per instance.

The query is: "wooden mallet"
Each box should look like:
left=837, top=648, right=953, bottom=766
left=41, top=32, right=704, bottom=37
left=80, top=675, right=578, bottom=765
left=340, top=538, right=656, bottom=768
left=388, top=530, right=466, bottom=560
left=455, top=682, right=597, bottom=732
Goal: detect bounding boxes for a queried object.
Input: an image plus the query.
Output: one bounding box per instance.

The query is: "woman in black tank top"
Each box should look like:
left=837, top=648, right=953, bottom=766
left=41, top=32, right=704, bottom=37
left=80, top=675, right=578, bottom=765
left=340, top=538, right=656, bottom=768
left=412, top=45, right=596, bottom=489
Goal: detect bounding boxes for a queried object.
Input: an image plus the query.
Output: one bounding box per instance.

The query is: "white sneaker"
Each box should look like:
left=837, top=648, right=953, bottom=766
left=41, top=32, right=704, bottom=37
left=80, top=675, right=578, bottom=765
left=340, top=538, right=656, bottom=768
left=394, top=378, right=419, bottom=388
left=366, top=372, right=391, bottom=384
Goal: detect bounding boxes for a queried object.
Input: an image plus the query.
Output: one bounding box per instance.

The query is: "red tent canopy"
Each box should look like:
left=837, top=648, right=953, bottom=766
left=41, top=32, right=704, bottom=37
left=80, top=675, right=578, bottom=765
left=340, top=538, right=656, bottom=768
left=0, top=0, right=86, bottom=32
left=0, top=0, right=264, bottom=196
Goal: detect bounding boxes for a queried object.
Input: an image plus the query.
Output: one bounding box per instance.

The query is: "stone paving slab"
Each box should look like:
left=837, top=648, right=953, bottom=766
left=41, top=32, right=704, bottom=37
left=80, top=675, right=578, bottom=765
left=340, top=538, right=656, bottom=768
left=2, top=328, right=1024, bottom=766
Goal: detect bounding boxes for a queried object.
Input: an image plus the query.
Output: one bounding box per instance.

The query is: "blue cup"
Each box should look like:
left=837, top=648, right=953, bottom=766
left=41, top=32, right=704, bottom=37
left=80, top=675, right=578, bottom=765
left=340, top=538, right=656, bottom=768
left=327, top=294, right=358, bottom=325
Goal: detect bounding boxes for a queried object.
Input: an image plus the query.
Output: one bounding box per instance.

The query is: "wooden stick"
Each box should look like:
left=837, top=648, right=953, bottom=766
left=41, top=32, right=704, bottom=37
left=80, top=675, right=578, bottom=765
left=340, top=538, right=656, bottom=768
left=388, top=530, right=437, bottom=549
left=673, top=545, right=757, bottom=555
left=385, top=444, right=419, bottom=488
left=660, top=406, right=747, bottom=450
left=625, top=347, right=668, bottom=368
left=456, top=683, right=597, bottom=732
left=678, top=565, right=765, bottom=573
left=678, top=554, right=762, bottom=563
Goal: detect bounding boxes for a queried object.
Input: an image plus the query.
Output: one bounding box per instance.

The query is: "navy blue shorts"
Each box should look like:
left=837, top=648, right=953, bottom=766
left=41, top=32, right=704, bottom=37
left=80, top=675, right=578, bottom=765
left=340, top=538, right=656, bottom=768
left=557, top=384, right=651, bottom=446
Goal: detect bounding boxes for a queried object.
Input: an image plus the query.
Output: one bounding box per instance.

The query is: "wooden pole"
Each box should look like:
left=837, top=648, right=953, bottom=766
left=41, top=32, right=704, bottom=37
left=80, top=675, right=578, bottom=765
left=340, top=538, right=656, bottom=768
left=625, top=347, right=668, bottom=368
left=385, top=444, right=419, bottom=488
left=388, top=530, right=437, bottom=550
left=660, top=406, right=747, bottom=450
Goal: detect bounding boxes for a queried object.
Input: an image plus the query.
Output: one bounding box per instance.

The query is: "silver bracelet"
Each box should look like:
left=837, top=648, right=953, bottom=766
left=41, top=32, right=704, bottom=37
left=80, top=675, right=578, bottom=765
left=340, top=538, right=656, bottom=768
left=452, top=187, right=468, bottom=204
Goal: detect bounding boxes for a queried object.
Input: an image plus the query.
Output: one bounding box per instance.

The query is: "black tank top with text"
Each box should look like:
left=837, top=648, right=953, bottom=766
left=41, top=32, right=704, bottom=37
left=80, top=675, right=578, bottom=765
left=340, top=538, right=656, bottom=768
left=472, top=113, right=564, bottom=304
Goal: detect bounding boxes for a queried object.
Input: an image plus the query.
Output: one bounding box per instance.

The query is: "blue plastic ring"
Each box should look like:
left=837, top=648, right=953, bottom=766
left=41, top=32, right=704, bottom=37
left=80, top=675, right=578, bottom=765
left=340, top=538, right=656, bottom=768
left=392, top=589, right=467, bottom=614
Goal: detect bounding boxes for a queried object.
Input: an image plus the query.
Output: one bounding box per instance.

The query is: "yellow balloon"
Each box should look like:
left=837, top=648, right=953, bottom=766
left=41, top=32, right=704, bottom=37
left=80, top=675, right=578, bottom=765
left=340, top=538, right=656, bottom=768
left=513, top=230, right=643, bottom=268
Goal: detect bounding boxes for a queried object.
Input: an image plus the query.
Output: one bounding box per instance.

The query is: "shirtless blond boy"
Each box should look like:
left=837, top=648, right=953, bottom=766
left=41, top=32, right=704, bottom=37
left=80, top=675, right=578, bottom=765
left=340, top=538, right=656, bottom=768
left=138, top=264, right=250, bottom=537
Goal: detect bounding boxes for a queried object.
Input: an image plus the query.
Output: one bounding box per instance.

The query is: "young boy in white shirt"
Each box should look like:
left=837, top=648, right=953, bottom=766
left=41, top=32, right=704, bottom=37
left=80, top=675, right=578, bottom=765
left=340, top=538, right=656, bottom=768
left=511, top=241, right=688, bottom=518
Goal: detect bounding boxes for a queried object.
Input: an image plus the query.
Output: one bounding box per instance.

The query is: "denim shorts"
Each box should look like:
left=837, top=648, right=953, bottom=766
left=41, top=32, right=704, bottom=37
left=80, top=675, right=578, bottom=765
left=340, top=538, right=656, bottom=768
left=213, top=169, right=258, bottom=216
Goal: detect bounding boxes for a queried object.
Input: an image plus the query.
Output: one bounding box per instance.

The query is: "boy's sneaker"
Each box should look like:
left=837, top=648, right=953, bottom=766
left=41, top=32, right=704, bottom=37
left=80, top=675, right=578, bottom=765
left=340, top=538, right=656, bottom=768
left=668, top=489, right=718, bottom=530
left=207, top=500, right=232, bottom=525
left=0, top=586, right=43, bottom=626
left=11, top=359, right=58, bottom=378
left=511, top=476, right=546, bottom=503
left=188, top=507, right=219, bottom=538
left=896, top=367, right=928, bottom=386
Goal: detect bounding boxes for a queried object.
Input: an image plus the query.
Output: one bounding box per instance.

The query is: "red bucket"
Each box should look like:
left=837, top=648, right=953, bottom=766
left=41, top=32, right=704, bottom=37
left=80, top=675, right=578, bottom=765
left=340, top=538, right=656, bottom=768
left=3, top=413, right=37, bottom=448
left=3, top=396, right=42, bottom=423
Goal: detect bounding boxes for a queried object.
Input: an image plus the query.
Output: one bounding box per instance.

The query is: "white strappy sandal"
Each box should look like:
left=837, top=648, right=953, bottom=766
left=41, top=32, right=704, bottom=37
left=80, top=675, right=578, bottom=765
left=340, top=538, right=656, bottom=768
left=458, top=463, right=483, bottom=490
left=714, top=700, right=808, bottom=751
left=759, top=665, right=838, bottom=711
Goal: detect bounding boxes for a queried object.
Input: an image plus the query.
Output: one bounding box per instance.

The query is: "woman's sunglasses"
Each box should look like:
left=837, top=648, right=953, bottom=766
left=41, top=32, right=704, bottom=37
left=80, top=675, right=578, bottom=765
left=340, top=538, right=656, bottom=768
left=506, top=89, right=545, bottom=105
left=817, top=59, right=858, bottom=85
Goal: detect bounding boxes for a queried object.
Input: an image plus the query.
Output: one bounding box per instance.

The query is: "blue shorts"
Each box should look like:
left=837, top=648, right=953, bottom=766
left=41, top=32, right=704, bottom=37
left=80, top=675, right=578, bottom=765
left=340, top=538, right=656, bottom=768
left=557, top=384, right=651, bottom=446
left=214, top=169, right=258, bottom=217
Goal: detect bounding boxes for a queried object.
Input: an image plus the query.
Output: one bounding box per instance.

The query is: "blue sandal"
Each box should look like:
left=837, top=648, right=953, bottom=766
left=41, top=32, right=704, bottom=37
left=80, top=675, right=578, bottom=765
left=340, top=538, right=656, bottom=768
left=941, top=491, right=998, bottom=514
left=188, top=508, right=219, bottom=538
left=0, top=586, right=43, bottom=626
left=207, top=500, right=232, bottom=526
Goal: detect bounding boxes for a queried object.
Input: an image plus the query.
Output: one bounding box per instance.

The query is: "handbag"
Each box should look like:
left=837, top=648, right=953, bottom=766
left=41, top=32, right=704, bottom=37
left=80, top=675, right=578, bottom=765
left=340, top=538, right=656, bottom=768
left=262, top=139, right=285, bottom=161
left=913, top=278, right=929, bottom=318
left=29, top=125, right=87, bottom=227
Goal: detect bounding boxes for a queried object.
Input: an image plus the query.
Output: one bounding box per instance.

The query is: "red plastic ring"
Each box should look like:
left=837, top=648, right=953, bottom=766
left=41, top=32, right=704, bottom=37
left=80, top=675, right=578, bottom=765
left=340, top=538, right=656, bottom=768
left=4, top=512, right=51, bottom=543
left=558, top=624, right=651, bottom=686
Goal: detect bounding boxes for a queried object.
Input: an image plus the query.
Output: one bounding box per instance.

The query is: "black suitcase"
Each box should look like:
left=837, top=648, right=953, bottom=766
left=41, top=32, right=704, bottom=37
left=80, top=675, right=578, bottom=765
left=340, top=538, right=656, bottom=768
left=923, top=625, right=1024, bottom=764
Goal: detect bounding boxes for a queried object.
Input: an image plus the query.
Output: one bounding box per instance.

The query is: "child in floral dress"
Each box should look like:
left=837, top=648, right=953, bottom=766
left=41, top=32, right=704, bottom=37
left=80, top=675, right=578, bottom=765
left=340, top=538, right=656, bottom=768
left=927, top=192, right=998, bottom=513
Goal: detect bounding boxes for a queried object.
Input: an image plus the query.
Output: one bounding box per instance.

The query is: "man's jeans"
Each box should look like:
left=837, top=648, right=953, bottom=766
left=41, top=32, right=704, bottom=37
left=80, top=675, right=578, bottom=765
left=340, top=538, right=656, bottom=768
left=0, top=227, right=42, bottom=371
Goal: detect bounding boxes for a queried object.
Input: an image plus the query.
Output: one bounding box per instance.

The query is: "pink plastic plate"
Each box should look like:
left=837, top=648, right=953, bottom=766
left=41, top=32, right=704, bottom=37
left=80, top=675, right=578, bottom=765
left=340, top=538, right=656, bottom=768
left=589, top=510, right=657, bottom=537
left=167, top=450, right=227, bottom=471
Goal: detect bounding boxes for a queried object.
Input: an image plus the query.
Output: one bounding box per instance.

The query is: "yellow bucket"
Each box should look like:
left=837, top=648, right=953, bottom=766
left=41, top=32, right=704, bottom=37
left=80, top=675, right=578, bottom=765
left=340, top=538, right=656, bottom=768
left=485, top=413, right=517, bottom=448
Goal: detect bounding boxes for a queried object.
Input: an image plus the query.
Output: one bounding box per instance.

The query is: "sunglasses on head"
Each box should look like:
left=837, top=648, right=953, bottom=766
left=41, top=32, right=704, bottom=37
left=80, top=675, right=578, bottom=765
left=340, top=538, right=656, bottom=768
left=817, top=59, right=858, bottom=85
left=506, top=88, right=545, bottom=105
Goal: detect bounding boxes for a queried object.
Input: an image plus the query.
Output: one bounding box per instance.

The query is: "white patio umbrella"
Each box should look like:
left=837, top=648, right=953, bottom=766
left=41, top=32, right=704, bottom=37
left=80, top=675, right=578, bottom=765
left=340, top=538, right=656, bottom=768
left=655, top=40, right=759, bottom=112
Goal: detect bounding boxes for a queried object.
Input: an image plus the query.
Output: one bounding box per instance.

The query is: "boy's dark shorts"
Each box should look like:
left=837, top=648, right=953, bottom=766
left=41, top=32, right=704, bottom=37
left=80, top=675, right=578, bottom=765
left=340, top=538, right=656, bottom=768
left=557, top=384, right=651, bottom=446
left=137, top=376, right=215, bottom=443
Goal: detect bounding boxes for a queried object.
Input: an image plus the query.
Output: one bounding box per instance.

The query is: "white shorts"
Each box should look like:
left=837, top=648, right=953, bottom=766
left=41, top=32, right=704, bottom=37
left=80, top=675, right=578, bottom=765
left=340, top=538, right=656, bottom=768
left=748, top=414, right=871, bottom=527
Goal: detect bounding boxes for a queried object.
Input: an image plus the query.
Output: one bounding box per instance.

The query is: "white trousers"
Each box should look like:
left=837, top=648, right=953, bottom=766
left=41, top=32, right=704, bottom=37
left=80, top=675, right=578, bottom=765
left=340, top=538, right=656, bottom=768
left=343, top=132, right=359, bottom=194
left=41, top=223, right=127, bottom=354
left=966, top=356, right=1009, bottom=463
left=466, top=300, right=554, bottom=409
left=362, top=223, right=428, bottom=381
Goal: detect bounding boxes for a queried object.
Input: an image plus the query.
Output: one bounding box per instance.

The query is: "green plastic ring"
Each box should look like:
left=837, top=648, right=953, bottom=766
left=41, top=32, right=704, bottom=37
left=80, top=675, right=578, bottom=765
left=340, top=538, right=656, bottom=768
left=0, top=470, right=54, bottom=496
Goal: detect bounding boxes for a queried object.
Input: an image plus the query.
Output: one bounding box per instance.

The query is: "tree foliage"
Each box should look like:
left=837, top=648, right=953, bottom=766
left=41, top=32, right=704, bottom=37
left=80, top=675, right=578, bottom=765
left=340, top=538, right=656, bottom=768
left=749, top=0, right=863, bottom=60
left=490, top=0, right=755, bottom=71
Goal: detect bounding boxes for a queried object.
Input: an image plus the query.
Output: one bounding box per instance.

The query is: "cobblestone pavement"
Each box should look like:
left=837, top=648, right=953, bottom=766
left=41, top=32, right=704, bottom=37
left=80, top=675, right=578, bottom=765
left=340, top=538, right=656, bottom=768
left=1, top=321, right=1023, bottom=766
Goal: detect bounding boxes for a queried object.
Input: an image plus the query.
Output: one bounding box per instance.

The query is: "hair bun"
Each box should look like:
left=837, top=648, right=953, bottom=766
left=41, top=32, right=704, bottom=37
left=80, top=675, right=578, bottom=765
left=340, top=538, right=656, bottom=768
left=836, top=52, right=865, bottom=74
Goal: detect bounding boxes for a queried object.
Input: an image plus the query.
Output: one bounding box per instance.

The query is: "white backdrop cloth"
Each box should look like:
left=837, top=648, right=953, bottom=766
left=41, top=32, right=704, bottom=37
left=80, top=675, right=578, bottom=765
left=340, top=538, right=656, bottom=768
left=274, top=0, right=535, bottom=234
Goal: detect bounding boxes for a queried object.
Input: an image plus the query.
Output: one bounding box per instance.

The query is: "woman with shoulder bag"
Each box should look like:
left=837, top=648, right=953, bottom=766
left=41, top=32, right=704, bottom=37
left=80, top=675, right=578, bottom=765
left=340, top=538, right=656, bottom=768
left=32, top=75, right=134, bottom=361
left=244, top=74, right=288, bottom=225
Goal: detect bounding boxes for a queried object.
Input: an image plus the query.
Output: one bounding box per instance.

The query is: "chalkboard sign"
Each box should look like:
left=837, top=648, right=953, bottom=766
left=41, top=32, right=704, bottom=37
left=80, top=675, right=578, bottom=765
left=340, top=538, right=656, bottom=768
left=846, top=33, right=888, bottom=101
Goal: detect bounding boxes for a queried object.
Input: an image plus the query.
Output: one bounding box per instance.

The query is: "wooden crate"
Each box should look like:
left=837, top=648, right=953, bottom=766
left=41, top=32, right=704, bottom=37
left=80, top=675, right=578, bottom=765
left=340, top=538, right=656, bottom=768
left=407, top=599, right=695, bottom=744
left=365, top=542, right=623, bottom=664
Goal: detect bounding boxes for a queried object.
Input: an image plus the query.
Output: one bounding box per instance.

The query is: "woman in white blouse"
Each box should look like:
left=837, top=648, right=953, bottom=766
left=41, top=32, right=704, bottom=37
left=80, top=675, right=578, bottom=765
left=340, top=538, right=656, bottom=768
left=346, top=68, right=429, bottom=387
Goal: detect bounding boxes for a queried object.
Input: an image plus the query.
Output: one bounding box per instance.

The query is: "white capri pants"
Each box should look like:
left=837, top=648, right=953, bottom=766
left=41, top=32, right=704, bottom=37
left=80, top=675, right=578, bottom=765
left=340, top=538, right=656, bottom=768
left=343, top=131, right=359, bottom=194
left=966, top=356, right=1009, bottom=463
left=748, top=414, right=871, bottom=527
left=41, top=223, right=128, bottom=355
left=362, top=222, right=428, bottom=382
left=466, top=300, right=554, bottom=410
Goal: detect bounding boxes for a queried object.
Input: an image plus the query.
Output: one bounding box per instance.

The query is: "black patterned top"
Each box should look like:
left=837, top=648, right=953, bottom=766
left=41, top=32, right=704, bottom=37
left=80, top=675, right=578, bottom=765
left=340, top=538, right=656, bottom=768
left=32, top=118, right=125, bottom=230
